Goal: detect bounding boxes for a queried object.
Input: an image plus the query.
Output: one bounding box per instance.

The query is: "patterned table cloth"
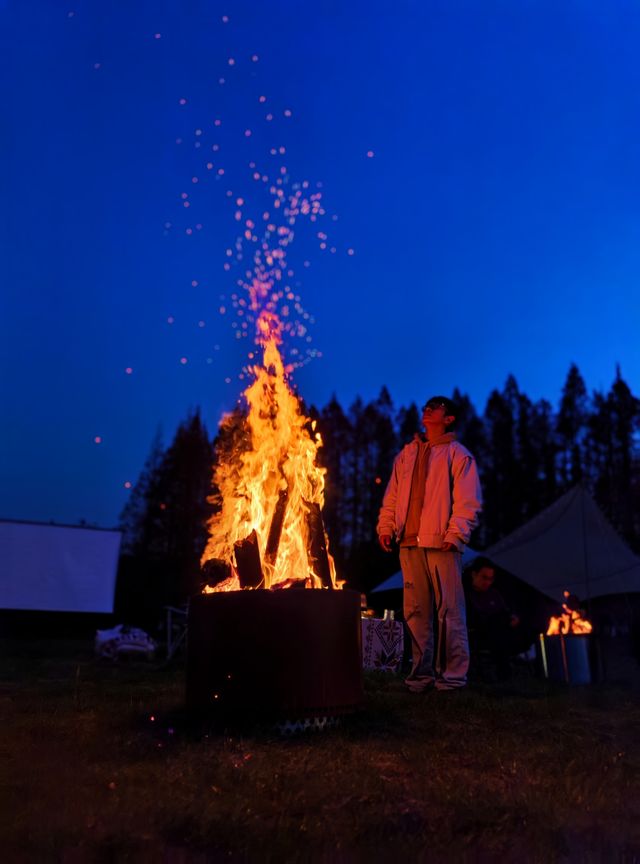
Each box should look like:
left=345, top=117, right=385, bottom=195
left=361, top=616, right=404, bottom=672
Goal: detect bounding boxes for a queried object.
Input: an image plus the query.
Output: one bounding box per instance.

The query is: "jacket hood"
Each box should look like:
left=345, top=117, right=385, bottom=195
left=411, top=432, right=457, bottom=448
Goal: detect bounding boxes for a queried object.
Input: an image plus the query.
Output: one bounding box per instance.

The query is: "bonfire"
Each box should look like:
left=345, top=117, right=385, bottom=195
left=200, top=311, right=338, bottom=592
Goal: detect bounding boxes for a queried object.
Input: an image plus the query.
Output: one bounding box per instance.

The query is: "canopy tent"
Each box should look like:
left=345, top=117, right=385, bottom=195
left=482, top=486, right=640, bottom=603
left=369, top=545, right=556, bottom=638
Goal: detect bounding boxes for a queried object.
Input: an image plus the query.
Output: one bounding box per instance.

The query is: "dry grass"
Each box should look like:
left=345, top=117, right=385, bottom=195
left=1, top=639, right=639, bottom=863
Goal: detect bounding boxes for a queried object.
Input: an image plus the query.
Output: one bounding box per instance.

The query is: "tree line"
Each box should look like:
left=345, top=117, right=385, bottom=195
left=117, top=364, right=640, bottom=627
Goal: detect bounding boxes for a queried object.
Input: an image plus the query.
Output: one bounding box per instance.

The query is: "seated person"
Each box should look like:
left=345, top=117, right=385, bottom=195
left=464, top=556, right=521, bottom=680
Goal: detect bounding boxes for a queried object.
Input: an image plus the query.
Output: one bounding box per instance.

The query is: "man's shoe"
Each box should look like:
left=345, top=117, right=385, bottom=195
left=405, top=682, right=435, bottom=694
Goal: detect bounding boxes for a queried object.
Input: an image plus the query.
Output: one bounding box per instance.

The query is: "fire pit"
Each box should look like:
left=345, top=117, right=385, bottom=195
left=186, top=588, right=363, bottom=722
left=538, top=633, right=594, bottom=684
left=188, top=312, right=364, bottom=725
left=538, top=590, right=595, bottom=684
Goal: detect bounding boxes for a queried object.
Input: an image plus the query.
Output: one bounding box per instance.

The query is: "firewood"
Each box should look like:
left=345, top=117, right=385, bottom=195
left=265, top=487, right=289, bottom=567
left=234, top=530, right=264, bottom=589
left=201, top=558, right=232, bottom=588
left=304, top=502, right=333, bottom=589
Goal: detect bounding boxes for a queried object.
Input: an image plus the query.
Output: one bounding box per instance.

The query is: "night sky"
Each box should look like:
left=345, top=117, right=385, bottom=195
left=2, top=0, right=639, bottom=528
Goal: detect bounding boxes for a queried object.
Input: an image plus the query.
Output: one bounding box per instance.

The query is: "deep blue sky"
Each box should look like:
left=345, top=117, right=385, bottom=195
left=2, top=0, right=639, bottom=528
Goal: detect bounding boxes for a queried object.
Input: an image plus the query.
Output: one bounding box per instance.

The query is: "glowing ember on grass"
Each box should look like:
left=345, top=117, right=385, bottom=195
left=546, top=591, right=593, bottom=636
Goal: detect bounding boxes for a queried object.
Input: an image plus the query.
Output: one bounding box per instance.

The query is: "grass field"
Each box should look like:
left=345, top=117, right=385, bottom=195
left=1, top=638, right=639, bottom=863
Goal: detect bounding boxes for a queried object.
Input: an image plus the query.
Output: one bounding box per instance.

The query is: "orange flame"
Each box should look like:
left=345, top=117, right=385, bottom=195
left=201, top=312, right=338, bottom=591
left=546, top=592, right=593, bottom=636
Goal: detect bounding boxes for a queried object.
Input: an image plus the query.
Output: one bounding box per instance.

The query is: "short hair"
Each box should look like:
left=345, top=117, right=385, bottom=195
left=424, top=396, right=459, bottom=429
left=468, top=555, right=496, bottom=574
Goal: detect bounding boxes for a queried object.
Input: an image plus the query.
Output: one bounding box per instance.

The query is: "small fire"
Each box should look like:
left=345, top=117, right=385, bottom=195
left=201, top=311, right=339, bottom=591
left=546, top=591, right=593, bottom=636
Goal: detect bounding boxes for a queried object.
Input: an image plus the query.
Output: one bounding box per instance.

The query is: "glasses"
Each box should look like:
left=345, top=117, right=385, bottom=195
left=423, top=400, right=448, bottom=412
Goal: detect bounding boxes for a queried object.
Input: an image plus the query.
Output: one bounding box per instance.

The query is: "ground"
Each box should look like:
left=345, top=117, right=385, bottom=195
left=1, top=637, right=639, bottom=863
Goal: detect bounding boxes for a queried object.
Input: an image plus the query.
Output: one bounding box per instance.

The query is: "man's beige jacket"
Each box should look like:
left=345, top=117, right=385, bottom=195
left=377, top=435, right=482, bottom=551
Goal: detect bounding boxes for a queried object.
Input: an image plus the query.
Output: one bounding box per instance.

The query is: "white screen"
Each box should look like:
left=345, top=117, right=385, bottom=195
left=0, top=521, right=121, bottom=612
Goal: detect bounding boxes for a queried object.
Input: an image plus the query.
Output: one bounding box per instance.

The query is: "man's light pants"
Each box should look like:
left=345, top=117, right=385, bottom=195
left=399, top=546, right=469, bottom=691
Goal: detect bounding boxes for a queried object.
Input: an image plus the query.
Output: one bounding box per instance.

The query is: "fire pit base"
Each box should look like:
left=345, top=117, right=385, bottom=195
left=186, top=589, right=363, bottom=722
left=538, top=633, right=599, bottom=684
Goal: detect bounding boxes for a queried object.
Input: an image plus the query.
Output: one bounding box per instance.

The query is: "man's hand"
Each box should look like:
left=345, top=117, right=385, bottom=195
left=378, top=534, right=393, bottom=553
left=441, top=542, right=457, bottom=552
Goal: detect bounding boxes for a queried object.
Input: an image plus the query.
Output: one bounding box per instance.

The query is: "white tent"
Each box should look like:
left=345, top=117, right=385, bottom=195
left=0, top=519, right=121, bottom=613
left=483, top=486, right=640, bottom=603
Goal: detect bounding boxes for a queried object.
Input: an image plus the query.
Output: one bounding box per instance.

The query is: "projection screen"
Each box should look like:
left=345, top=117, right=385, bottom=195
left=0, top=520, right=122, bottom=612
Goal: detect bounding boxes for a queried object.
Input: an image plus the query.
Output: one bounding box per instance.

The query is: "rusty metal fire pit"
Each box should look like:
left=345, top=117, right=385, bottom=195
left=186, top=588, right=363, bottom=723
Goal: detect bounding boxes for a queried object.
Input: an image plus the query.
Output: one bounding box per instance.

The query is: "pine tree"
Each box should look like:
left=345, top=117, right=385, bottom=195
left=557, top=364, right=589, bottom=489
left=529, top=398, right=558, bottom=510
left=346, top=397, right=367, bottom=556
left=396, top=402, right=421, bottom=445
left=451, top=388, right=487, bottom=464
left=317, top=396, right=353, bottom=567
left=118, top=428, right=165, bottom=555
left=138, top=411, right=215, bottom=602
left=482, top=384, right=519, bottom=542
left=590, top=368, right=640, bottom=543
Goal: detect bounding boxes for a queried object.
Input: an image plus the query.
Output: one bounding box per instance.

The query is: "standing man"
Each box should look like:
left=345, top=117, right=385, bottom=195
left=377, top=397, right=482, bottom=692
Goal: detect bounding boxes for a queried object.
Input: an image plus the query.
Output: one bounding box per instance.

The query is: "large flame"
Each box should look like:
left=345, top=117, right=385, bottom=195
left=201, top=312, right=338, bottom=591
left=546, top=592, right=593, bottom=636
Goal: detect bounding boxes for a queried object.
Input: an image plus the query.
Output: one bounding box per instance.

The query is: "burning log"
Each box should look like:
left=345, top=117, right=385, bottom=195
left=200, top=558, right=232, bottom=589
left=234, top=530, right=264, bottom=589
left=305, top=501, right=333, bottom=589
left=265, top=486, right=289, bottom=567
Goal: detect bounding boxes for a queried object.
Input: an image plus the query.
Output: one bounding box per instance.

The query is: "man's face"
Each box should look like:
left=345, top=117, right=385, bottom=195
left=471, top=567, right=496, bottom=592
left=422, top=400, right=454, bottom=430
